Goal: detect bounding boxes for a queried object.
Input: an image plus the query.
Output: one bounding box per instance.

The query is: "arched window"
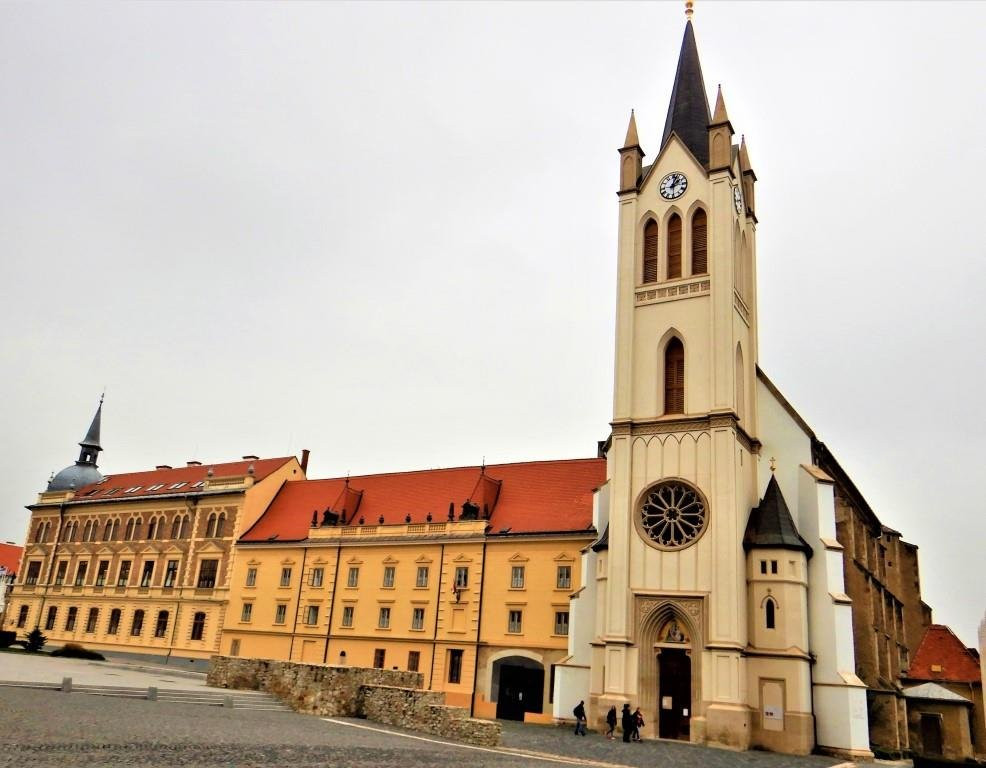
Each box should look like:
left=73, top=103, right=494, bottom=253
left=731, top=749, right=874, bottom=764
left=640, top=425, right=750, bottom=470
left=131, top=609, right=145, bottom=636
left=643, top=220, right=659, bottom=283
left=179, top=515, right=189, bottom=539
left=692, top=209, right=707, bottom=275
left=103, top=520, right=113, bottom=541
left=765, top=598, right=776, bottom=629
left=191, top=611, right=206, bottom=641
left=147, top=517, right=157, bottom=541
left=154, top=610, right=169, bottom=638
left=664, top=338, right=685, bottom=414
left=34, top=522, right=44, bottom=543
left=170, top=516, right=181, bottom=539
left=736, top=344, right=745, bottom=422
left=110, top=519, right=119, bottom=540
left=124, top=518, right=136, bottom=541
left=107, top=608, right=121, bottom=635
left=667, top=214, right=682, bottom=279
left=214, top=513, right=225, bottom=538
left=205, top=513, right=217, bottom=538
left=83, top=521, right=92, bottom=542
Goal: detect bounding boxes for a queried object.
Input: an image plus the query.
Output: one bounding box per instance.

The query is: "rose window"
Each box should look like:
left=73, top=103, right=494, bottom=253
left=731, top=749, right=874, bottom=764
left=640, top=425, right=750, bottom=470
left=639, top=481, right=707, bottom=549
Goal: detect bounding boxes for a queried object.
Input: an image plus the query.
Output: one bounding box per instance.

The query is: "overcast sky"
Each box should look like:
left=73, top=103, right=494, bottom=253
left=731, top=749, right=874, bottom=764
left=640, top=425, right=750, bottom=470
left=1, top=1, right=984, bottom=646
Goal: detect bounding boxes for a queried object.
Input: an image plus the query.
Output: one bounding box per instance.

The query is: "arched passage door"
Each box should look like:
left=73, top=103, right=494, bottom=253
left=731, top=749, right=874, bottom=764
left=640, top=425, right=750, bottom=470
left=492, top=655, right=544, bottom=721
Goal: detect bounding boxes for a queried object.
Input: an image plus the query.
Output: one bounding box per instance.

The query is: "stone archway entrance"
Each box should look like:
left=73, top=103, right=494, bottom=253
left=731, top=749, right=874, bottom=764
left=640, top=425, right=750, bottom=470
left=658, top=646, right=691, bottom=740
left=492, top=655, right=544, bottom=721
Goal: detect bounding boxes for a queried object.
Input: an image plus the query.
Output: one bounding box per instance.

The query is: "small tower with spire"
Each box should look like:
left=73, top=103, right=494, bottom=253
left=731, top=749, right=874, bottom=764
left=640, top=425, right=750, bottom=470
left=46, top=396, right=105, bottom=492
left=708, top=85, right=734, bottom=173
left=619, top=110, right=644, bottom=193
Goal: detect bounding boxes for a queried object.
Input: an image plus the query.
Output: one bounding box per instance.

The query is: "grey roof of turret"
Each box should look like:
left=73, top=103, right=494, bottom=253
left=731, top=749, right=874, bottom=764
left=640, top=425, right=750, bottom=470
left=660, top=20, right=711, bottom=167
left=743, top=475, right=812, bottom=557
left=80, top=398, right=102, bottom=450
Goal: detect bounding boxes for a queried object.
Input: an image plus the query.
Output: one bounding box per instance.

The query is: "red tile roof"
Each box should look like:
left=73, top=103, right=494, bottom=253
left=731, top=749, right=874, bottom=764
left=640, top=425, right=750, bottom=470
left=906, top=624, right=982, bottom=683
left=0, top=542, right=22, bottom=576
left=241, top=458, right=606, bottom=542
left=63, top=457, right=296, bottom=503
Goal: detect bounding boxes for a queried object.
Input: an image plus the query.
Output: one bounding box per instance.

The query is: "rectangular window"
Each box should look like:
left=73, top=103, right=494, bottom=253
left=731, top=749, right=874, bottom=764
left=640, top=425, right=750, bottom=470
left=16, top=605, right=28, bottom=628
left=74, top=561, right=88, bottom=586
left=454, top=566, right=468, bottom=589
left=95, top=560, right=109, bottom=587
left=760, top=560, right=767, bottom=575
left=378, top=606, right=391, bottom=629
left=163, top=560, right=178, bottom=588
left=85, top=608, right=99, bottom=633
left=412, top=607, right=425, bottom=630
left=407, top=650, right=420, bottom=672
left=382, top=566, right=395, bottom=588
left=341, top=605, right=354, bottom=627
left=241, top=603, right=253, bottom=622
left=415, top=566, right=429, bottom=588
left=305, top=605, right=319, bottom=625
left=245, top=567, right=257, bottom=587
left=117, top=560, right=132, bottom=587
left=556, top=565, right=572, bottom=589
left=770, top=560, right=778, bottom=574
left=197, top=559, right=218, bottom=589
left=347, top=567, right=359, bottom=588
left=554, top=611, right=570, bottom=636
left=154, top=611, right=168, bottom=637
left=274, top=604, right=287, bottom=624
left=508, top=609, right=523, bottom=634
left=140, top=561, right=154, bottom=588
left=65, top=606, right=78, bottom=632
left=510, top=566, right=525, bottom=589
left=447, top=649, right=463, bottom=684
left=280, top=567, right=292, bottom=587
left=44, top=606, right=57, bottom=631
left=373, top=648, right=385, bottom=669
left=25, top=561, right=41, bottom=585
left=54, top=561, right=67, bottom=586
left=230, top=638, right=241, bottom=656
left=310, top=567, right=324, bottom=588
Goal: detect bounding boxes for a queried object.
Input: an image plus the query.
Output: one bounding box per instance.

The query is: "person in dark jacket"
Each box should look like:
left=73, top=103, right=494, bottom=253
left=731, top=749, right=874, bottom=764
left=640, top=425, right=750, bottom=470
left=632, top=707, right=644, bottom=741
left=621, top=703, right=634, bottom=742
left=605, top=706, right=617, bottom=739
left=573, top=700, right=587, bottom=736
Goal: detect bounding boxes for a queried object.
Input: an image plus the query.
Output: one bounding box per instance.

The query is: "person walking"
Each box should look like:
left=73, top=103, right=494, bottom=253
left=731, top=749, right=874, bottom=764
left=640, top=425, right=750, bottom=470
left=621, top=703, right=634, bottom=743
left=632, top=707, right=645, bottom=741
left=573, top=700, right=587, bottom=736
left=605, top=706, right=617, bottom=739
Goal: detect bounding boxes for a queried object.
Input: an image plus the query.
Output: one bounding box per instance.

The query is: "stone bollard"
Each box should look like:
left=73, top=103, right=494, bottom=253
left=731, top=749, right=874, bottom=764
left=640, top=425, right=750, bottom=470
left=61, top=677, right=72, bottom=693
left=147, top=687, right=158, bottom=701
left=223, top=695, right=234, bottom=709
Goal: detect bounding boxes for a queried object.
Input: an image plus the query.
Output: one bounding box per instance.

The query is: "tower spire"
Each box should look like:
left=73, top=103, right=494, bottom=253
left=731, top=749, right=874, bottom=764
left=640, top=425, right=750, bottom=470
left=623, top=109, right=640, bottom=149
left=79, top=393, right=103, bottom=452
left=661, top=17, right=711, bottom=166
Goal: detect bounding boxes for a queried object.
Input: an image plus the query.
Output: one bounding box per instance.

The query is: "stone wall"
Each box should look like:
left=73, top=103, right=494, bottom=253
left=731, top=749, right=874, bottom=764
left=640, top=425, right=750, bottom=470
left=209, top=656, right=500, bottom=746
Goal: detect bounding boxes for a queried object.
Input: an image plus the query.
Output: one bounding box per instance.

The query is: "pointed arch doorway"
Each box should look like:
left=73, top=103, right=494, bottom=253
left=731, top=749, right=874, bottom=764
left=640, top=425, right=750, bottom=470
left=657, top=643, right=691, bottom=740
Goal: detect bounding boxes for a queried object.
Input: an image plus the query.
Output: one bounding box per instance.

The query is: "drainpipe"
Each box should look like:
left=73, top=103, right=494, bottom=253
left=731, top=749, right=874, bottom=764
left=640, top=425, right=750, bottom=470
left=428, top=542, right=446, bottom=690
left=166, top=497, right=199, bottom=665
left=35, top=502, right=67, bottom=630
left=322, top=539, right=343, bottom=665
left=288, top=546, right=309, bottom=661
left=469, top=535, right=489, bottom=717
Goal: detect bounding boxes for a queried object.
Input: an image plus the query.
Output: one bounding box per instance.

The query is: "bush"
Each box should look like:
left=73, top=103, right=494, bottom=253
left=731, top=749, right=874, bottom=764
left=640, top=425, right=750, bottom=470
left=24, top=628, right=47, bottom=653
left=0, top=630, right=15, bottom=648
left=51, top=643, right=105, bottom=661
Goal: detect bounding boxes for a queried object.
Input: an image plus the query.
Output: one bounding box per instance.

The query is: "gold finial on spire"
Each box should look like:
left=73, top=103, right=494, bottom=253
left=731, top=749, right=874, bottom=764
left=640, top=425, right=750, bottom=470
left=685, top=0, right=694, bottom=20
left=769, top=457, right=777, bottom=473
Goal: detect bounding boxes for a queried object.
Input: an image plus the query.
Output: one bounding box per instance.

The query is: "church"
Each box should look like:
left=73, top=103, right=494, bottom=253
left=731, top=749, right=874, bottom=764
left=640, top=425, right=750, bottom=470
left=10, top=10, right=975, bottom=762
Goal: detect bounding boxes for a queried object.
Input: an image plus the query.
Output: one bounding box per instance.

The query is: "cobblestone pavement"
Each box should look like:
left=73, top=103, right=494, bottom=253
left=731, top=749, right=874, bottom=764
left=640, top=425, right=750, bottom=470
left=0, top=687, right=846, bottom=768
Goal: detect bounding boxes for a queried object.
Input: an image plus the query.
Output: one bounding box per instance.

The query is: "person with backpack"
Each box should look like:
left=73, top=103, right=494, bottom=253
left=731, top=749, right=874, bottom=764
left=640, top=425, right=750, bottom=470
left=605, top=706, right=617, bottom=739
left=621, top=703, right=634, bottom=742
left=632, top=707, right=645, bottom=741
left=573, top=700, right=587, bottom=736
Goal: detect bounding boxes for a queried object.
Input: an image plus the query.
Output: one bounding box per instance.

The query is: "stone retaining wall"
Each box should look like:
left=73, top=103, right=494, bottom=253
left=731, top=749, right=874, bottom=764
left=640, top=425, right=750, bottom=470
left=208, top=656, right=500, bottom=746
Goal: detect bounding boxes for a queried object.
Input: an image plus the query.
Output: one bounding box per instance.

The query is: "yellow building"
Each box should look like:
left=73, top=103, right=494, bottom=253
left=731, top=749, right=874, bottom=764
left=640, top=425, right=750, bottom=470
left=6, top=400, right=304, bottom=663
left=222, top=459, right=604, bottom=719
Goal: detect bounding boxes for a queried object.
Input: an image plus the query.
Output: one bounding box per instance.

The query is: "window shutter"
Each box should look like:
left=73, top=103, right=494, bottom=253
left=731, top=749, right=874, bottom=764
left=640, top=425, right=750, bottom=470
left=643, top=221, right=658, bottom=283
left=667, top=215, right=682, bottom=279
left=664, top=339, right=685, bottom=414
left=692, top=209, right=707, bottom=274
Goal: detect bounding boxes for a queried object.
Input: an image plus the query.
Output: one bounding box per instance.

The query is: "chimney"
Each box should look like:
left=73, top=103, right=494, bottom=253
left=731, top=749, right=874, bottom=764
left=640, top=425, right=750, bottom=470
left=187, top=460, right=202, bottom=467
left=155, top=465, right=172, bottom=470
left=300, top=449, right=310, bottom=473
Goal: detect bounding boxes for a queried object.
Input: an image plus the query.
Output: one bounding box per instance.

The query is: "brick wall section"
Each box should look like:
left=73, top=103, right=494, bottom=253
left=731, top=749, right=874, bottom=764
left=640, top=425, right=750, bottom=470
left=208, top=656, right=500, bottom=746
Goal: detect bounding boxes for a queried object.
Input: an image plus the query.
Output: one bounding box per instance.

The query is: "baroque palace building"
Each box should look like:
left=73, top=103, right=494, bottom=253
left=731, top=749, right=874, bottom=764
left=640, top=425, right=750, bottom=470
left=6, top=11, right=972, bottom=761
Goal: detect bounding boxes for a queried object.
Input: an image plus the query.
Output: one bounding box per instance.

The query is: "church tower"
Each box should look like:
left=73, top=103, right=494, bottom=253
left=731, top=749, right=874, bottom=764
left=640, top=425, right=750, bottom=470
left=594, top=15, right=761, bottom=749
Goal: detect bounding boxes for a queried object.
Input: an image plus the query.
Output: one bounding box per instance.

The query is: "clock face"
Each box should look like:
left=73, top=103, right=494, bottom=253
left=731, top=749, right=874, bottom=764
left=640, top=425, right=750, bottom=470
left=733, top=185, right=743, bottom=214
left=659, top=172, right=687, bottom=200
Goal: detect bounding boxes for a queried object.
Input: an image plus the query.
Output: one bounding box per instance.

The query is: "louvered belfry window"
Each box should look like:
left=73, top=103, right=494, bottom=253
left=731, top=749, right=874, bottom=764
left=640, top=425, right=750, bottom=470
left=667, top=214, right=682, bottom=279
left=664, top=338, right=685, bottom=414
left=692, top=209, right=707, bottom=274
left=643, top=220, right=658, bottom=283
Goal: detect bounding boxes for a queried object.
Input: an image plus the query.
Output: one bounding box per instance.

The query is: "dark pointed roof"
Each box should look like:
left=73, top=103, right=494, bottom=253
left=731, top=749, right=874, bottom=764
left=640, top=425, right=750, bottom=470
left=744, top=475, right=812, bottom=557
left=661, top=20, right=711, bottom=167
left=80, top=397, right=102, bottom=450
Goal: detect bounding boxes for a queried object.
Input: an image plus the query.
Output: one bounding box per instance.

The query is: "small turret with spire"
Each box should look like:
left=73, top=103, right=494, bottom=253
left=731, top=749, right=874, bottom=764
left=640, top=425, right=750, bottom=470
left=739, top=135, right=757, bottom=218
left=46, top=396, right=105, bottom=492
left=708, top=85, right=734, bottom=173
left=618, top=110, right=644, bottom=193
